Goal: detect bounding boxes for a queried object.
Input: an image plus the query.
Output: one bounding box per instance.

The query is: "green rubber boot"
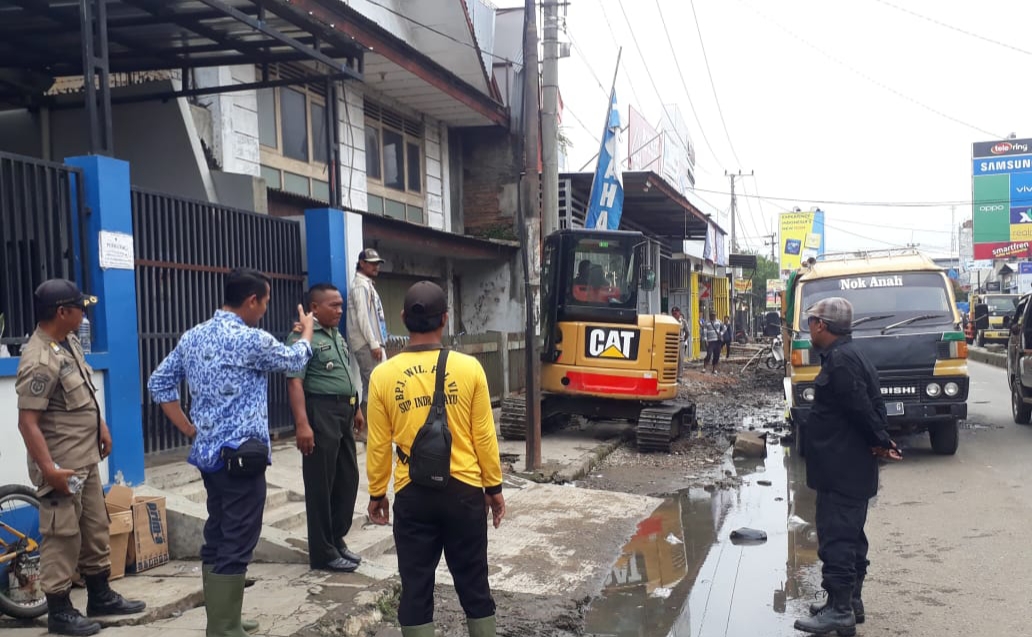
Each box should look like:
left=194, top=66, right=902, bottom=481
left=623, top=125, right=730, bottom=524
left=202, top=572, right=249, bottom=637
left=202, top=565, right=259, bottom=633
left=467, top=615, right=497, bottom=637
left=400, top=622, right=436, bottom=637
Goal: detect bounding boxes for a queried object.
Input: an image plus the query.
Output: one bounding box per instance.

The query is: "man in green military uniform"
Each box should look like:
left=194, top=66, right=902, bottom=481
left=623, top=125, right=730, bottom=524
left=287, top=283, right=366, bottom=572
left=16, top=279, right=145, bottom=636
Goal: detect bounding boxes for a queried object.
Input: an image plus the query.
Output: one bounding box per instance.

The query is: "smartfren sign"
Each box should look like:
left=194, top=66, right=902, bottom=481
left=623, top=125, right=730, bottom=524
left=972, top=138, right=1032, bottom=259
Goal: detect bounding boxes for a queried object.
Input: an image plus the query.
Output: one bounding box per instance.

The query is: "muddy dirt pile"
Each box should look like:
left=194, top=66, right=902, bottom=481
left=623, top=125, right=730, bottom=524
left=577, top=364, right=786, bottom=496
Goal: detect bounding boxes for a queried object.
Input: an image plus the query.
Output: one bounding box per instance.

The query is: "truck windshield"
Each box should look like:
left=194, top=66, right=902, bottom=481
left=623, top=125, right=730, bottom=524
left=984, top=295, right=1018, bottom=316
left=799, top=271, right=954, bottom=333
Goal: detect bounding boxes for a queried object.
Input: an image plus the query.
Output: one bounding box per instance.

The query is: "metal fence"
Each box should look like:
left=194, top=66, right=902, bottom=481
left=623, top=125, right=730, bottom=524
left=0, top=152, right=85, bottom=351
left=133, top=188, right=305, bottom=454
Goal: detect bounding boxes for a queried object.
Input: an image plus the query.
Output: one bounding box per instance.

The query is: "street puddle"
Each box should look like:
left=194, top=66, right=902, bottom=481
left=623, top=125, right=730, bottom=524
left=584, top=441, right=821, bottom=637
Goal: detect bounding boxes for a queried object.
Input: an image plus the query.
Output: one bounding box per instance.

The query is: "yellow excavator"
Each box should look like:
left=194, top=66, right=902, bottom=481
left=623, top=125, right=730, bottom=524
left=499, top=228, right=695, bottom=452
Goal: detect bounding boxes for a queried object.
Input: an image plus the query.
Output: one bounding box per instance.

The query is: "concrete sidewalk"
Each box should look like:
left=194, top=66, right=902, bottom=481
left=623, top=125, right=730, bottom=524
left=1, top=418, right=666, bottom=636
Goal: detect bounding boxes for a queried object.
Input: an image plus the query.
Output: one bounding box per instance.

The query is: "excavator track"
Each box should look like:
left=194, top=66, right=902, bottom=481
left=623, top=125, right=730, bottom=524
left=636, top=402, right=697, bottom=453
left=499, top=396, right=527, bottom=440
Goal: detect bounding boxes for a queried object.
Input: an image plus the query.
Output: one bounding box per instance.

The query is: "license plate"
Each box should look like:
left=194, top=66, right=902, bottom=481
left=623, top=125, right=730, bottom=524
left=886, top=402, right=904, bottom=417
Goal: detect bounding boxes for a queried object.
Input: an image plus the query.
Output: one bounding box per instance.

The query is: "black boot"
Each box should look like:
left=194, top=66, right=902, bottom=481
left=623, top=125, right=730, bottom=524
left=46, top=591, right=101, bottom=636
left=795, top=588, right=856, bottom=636
left=84, top=570, right=147, bottom=617
left=809, top=577, right=865, bottom=624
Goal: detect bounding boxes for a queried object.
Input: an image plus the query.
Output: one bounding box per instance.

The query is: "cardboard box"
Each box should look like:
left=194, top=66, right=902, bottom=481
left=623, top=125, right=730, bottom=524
left=104, top=485, right=135, bottom=580
left=126, top=494, right=169, bottom=573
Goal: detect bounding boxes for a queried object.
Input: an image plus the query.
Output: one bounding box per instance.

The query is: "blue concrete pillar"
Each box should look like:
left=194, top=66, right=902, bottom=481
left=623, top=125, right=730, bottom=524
left=66, top=155, right=145, bottom=486
left=304, top=208, right=349, bottom=327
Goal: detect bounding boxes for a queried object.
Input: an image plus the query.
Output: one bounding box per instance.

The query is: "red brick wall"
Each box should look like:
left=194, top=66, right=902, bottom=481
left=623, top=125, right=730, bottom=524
left=461, top=127, right=522, bottom=241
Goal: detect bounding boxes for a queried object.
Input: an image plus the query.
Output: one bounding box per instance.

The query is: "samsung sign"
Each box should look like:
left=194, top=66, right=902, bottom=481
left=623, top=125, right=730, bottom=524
left=974, top=154, right=1032, bottom=176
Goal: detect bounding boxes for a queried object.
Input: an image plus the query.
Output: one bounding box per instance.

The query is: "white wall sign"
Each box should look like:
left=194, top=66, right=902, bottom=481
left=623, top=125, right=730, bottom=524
left=98, top=231, right=135, bottom=270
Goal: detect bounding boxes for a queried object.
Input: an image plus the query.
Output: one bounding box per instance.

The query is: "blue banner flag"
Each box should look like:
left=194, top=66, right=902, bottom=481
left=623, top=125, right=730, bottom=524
left=585, top=92, right=625, bottom=230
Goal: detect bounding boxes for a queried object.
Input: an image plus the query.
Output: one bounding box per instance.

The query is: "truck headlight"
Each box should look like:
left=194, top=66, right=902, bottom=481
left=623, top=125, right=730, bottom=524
left=944, top=382, right=960, bottom=397
left=802, top=387, right=816, bottom=402
left=925, top=383, right=942, bottom=397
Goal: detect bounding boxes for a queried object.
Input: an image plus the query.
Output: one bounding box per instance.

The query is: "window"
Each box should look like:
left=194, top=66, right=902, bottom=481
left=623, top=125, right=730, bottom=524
left=255, top=64, right=334, bottom=203
left=364, top=99, right=425, bottom=224
left=280, top=88, right=309, bottom=161
left=258, top=89, right=277, bottom=148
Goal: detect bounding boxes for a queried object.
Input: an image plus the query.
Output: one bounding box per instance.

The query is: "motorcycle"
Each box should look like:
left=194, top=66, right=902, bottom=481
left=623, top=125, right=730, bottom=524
left=765, top=334, right=785, bottom=369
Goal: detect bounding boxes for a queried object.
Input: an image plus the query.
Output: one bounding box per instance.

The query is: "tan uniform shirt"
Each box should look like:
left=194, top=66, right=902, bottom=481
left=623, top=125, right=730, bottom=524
left=16, top=328, right=102, bottom=485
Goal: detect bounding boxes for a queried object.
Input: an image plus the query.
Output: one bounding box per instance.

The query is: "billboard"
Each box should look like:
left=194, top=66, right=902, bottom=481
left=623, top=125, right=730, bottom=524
left=766, top=279, right=785, bottom=309
left=972, top=138, right=1032, bottom=259
left=627, top=106, right=663, bottom=172
left=778, top=210, right=825, bottom=272
left=734, top=278, right=753, bottom=293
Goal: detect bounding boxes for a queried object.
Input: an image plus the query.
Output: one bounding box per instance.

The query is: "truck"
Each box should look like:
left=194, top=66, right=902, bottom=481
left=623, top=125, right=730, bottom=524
left=784, top=249, right=969, bottom=456
left=966, top=293, right=1019, bottom=347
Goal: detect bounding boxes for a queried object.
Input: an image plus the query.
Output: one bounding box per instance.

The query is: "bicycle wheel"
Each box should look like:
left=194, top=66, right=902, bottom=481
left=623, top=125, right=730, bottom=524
left=0, top=484, right=47, bottom=619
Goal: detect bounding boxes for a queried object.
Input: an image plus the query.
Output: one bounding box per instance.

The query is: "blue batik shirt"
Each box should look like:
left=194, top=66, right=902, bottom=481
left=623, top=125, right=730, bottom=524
left=147, top=310, right=313, bottom=472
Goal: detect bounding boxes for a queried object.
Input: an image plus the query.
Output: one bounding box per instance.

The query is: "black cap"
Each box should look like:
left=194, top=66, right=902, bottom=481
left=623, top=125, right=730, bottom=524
left=403, top=281, right=447, bottom=317
left=34, top=279, right=98, bottom=310
left=359, top=248, right=385, bottom=264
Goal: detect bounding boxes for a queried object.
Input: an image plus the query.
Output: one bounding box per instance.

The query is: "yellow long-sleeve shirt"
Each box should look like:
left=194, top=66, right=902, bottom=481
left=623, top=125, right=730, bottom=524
left=366, top=348, right=503, bottom=497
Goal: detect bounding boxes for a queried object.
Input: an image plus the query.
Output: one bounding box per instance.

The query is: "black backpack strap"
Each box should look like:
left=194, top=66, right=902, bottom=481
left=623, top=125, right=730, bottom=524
left=396, top=348, right=450, bottom=465
left=432, top=349, right=450, bottom=426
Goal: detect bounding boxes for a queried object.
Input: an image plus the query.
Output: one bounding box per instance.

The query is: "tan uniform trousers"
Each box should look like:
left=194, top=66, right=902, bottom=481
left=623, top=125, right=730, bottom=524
left=38, top=464, right=110, bottom=594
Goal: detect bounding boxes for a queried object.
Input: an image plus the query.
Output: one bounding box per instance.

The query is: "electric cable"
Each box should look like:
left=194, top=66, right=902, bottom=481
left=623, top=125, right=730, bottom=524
left=736, top=0, right=1002, bottom=139
left=686, top=0, right=742, bottom=167
left=868, top=0, right=1032, bottom=57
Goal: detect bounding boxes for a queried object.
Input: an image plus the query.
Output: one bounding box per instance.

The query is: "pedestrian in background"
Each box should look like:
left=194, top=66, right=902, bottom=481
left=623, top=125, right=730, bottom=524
left=17, top=279, right=145, bottom=636
left=347, top=248, right=389, bottom=418
left=286, top=283, right=365, bottom=573
left=722, top=315, right=733, bottom=359
left=366, top=281, right=505, bottom=637
left=148, top=268, right=314, bottom=637
left=702, top=312, right=723, bottom=374
left=794, top=297, right=902, bottom=636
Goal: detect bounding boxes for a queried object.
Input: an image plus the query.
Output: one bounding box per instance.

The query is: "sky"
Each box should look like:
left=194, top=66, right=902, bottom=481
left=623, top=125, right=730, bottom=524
left=492, top=0, right=1032, bottom=259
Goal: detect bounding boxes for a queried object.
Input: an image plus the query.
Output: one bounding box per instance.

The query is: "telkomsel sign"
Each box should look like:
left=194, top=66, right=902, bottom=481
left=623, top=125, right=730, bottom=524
left=972, top=138, right=1032, bottom=259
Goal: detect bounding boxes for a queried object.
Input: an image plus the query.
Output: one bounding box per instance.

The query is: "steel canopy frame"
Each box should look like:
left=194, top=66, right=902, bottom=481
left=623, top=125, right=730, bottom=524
left=0, top=0, right=364, bottom=168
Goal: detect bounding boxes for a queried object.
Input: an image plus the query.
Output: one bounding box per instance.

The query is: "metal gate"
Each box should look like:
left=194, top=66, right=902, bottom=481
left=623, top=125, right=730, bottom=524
left=133, top=188, right=305, bottom=455
left=0, top=151, right=86, bottom=352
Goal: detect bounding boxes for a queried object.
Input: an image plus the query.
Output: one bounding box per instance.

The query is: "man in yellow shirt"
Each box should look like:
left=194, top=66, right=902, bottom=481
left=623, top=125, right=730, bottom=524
left=366, top=281, right=505, bottom=637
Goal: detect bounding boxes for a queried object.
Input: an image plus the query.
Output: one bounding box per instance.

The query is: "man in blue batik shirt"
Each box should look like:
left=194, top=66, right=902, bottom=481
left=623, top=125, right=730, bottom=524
left=148, top=268, right=314, bottom=637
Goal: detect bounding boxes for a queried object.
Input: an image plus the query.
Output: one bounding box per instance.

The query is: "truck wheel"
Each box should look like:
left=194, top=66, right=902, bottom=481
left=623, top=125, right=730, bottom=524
left=929, top=420, right=959, bottom=455
left=1013, top=380, right=1032, bottom=425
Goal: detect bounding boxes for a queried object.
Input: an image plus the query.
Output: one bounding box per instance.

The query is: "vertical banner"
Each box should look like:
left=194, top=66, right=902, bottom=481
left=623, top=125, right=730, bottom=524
left=766, top=279, right=785, bottom=309
left=585, top=92, right=625, bottom=230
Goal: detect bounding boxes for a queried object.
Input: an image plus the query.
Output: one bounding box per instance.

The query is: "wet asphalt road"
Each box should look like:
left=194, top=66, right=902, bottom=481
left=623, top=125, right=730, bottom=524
left=861, top=359, right=1032, bottom=636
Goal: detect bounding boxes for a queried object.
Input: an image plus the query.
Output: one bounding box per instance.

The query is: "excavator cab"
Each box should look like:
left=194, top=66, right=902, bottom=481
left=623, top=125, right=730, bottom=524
left=500, top=228, right=695, bottom=452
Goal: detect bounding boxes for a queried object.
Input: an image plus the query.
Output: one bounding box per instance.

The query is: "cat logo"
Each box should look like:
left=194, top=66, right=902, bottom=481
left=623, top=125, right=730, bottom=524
left=585, top=327, right=640, bottom=360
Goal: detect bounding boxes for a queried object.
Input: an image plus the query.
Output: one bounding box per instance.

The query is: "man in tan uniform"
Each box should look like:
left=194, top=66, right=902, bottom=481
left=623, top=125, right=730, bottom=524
left=16, top=279, right=145, bottom=636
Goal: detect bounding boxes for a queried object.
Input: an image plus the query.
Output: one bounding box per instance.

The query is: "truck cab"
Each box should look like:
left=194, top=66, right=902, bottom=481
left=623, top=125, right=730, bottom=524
left=967, top=293, right=1019, bottom=347
left=785, top=250, right=968, bottom=455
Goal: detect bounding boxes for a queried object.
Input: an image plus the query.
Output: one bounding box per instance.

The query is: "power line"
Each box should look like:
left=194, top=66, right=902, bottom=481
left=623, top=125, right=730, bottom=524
left=614, top=0, right=697, bottom=162
left=565, top=29, right=611, bottom=99
left=362, top=0, right=519, bottom=65
left=653, top=0, right=724, bottom=167
left=868, top=0, right=1032, bottom=57
left=562, top=104, right=602, bottom=146
left=737, top=0, right=1002, bottom=139
left=596, top=2, right=649, bottom=115
left=685, top=0, right=741, bottom=167
left=690, top=186, right=1032, bottom=209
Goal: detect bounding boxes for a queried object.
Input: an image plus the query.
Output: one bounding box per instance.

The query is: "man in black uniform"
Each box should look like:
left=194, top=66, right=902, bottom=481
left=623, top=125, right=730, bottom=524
left=795, top=297, right=902, bottom=636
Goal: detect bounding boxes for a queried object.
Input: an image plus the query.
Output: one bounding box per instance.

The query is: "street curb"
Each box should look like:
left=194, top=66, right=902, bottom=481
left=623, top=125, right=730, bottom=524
left=555, top=433, right=630, bottom=483
left=969, top=347, right=1006, bottom=369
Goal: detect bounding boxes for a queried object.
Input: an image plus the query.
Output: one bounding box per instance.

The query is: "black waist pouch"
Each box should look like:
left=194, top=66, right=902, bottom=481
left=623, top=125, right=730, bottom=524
left=222, top=438, right=269, bottom=477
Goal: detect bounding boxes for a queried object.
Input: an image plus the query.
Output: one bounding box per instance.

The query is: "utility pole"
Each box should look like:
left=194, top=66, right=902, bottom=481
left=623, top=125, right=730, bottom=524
left=541, top=0, right=560, bottom=236
left=522, top=0, right=542, bottom=471
left=724, top=170, right=752, bottom=254
left=763, top=232, right=777, bottom=262
left=724, top=170, right=751, bottom=350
